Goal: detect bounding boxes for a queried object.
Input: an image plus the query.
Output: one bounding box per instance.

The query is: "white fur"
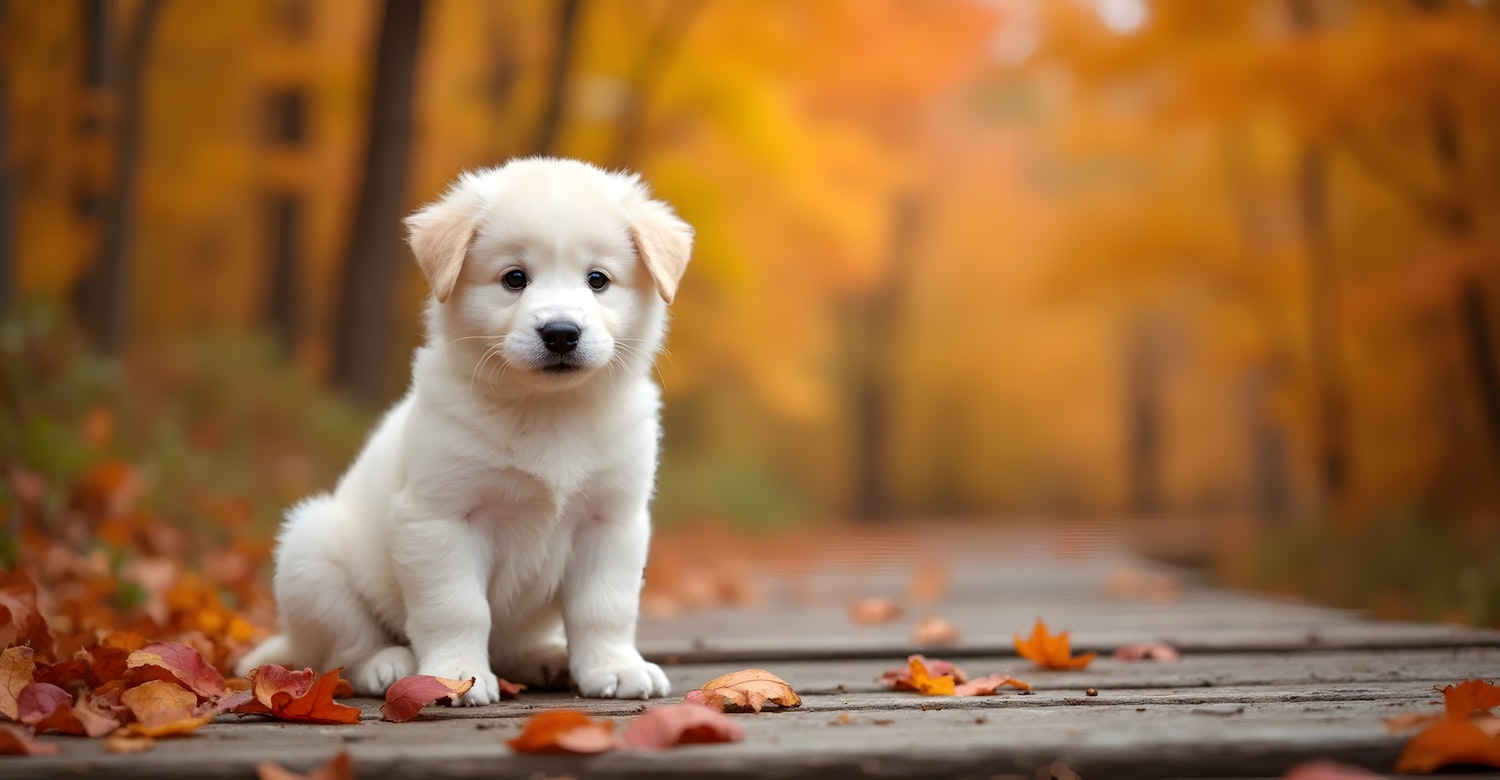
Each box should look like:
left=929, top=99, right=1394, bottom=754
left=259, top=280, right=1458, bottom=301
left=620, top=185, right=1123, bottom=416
left=237, top=158, right=692, bottom=704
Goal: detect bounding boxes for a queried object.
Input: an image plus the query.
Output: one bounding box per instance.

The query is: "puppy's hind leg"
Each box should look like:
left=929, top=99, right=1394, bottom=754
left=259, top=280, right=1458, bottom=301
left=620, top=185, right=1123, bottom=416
left=253, top=495, right=415, bottom=694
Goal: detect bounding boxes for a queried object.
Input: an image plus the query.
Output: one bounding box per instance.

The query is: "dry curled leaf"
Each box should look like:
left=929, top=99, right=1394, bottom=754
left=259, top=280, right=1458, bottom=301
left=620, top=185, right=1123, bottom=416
left=0, top=646, right=36, bottom=721
left=127, top=641, right=227, bottom=701
left=234, top=665, right=360, bottom=725
left=0, top=722, right=58, bottom=755
left=120, top=680, right=215, bottom=737
left=380, top=675, right=476, bottom=722
left=257, top=751, right=353, bottom=780
left=682, top=669, right=801, bottom=713
left=911, top=616, right=960, bottom=646
left=18, top=683, right=119, bottom=737
left=507, top=710, right=616, bottom=755
left=1015, top=619, right=1096, bottom=670
left=621, top=704, right=743, bottom=749
left=848, top=597, right=901, bottom=626
left=954, top=673, right=1031, bottom=696
left=1113, top=642, right=1180, bottom=663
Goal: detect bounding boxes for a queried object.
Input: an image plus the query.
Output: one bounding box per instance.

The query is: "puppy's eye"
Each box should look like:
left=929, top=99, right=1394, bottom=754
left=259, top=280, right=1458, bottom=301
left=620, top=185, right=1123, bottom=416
left=586, top=271, right=610, bottom=291
left=502, top=270, right=529, bottom=290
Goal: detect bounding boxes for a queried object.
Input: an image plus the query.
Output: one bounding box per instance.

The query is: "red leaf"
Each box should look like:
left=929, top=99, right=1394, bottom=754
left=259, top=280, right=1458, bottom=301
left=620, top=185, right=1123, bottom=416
left=1113, top=642, right=1180, bottom=663
left=0, top=723, right=58, bottom=756
left=238, top=666, right=360, bottom=725
left=18, top=683, right=119, bottom=737
left=507, top=710, right=616, bottom=755
left=0, top=570, right=55, bottom=661
left=954, top=673, right=1032, bottom=696
left=622, top=703, right=743, bottom=749
left=127, top=641, right=227, bottom=700
left=380, top=675, right=476, bottom=722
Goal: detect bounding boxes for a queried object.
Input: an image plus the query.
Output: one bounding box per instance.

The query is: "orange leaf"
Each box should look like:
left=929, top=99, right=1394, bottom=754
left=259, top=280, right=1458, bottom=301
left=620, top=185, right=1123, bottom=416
left=380, top=675, right=476, bottom=722
left=954, top=673, right=1031, bottom=696
left=681, top=669, right=801, bottom=713
left=1442, top=679, right=1500, bottom=719
left=0, top=723, right=58, bottom=755
left=1014, top=619, right=1096, bottom=670
left=120, top=680, right=215, bottom=737
left=257, top=751, right=353, bottom=780
left=1394, top=717, right=1500, bottom=774
left=907, top=656, right=955, bottom=696
left=234, top=665, right=361, bottom=725
left=621, top=703, right=743, bottom=749
left=127, top=641, right=227, bottom=701
left=881, top=654, right=968, bottom=692
left=507, top=710, right=616, bottom=755
left=0, top=646, right=36, bottom=721
left=0, top=570, right=55, bottom=661
left=848, top=597, right=901, bottom=625
left=103, top=734, right=155, bottom=753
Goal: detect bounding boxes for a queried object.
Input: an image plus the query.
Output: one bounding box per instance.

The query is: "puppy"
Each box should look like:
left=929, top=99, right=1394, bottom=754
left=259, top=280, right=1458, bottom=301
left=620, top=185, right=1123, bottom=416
left=235, top=157, right=691, bottom=704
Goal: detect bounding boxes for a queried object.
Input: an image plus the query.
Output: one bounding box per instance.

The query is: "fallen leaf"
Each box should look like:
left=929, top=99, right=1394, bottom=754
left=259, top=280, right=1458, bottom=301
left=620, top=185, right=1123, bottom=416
left=881, top=655, right=969, bottom=692
left=119, top=680, right=215, bottom=737
left=0, top=723, right=58, bottom=755
left=911, top=616, right=960, bottom=646
left=1386, top=712, right=1442, bottom=735
left=1014, top=619, right=1096, bottom=670
left=0, top=571, right=55, bottom=661
left=380, top=675, right=476, bottom=722
left=954, top=673, right=1032, bottom=696
left=848, top=597, right=900, bottom=626
left=103, top=734, right=155, bottom=753
left=17, top=683, right=119, bottom=737
left=127, top=641, right=227, bottom=700
left=257, top=751, right=353, bottom=780
left=621, top=703, right=743, bottom=749
left=507, top=710, right=616, bottom=755
left=1281, top=759, right=1377, bottom=780
left=682, top=669, right=801, bottom=713
left=235, top=665, right=361, bottom=725
left=1394, top=717, right=1500, bottom=773
left=905, top=656, right=954, bottom=696
left=0, top=646, right=35, bottom=721
left=1441, top=679, right=1500, bottom=719
left=1113, top=642, right=1180, bottom=663
left=830, top=712, right=853, bottom=726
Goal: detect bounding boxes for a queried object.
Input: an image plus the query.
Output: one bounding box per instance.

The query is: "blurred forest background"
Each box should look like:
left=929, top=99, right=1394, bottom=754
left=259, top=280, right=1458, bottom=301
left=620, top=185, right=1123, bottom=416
left=1, top=0, right=1498, bottom=626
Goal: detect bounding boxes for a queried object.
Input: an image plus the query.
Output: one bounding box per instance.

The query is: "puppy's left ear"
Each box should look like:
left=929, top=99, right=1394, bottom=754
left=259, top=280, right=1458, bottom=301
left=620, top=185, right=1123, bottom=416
left=405, top=176, right=485, bottom=303
left=626, top=191, right=694, bottom=305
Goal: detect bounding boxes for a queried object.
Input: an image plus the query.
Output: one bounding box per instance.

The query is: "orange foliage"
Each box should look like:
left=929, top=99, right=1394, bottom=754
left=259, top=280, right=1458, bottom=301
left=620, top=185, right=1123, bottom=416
left=1014, top=620, right=1097, bottom=671
left=506, top=710, right=616, bottom=755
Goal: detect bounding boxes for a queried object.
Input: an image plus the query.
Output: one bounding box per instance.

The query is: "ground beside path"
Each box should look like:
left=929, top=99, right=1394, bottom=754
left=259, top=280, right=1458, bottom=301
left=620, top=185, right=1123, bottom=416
left=8, top=525, right=1498, bottom=779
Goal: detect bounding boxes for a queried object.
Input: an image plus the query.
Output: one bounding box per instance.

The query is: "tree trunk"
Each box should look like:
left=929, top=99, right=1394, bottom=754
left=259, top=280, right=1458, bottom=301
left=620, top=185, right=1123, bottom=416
left=73, top=0, right=162, bottom=354
left=532, top=0, right=582, bottom=156
left=265, top=194, right=302, bottom=354
left=0, top=0, right=15, bottom=319
left=1125, top=317, right=1163, bottom=515
left=331, top=0, right=425, bottom=405
left=609, top=0, right=704, bottom=169
left=851, top=196, right=921, bottom=521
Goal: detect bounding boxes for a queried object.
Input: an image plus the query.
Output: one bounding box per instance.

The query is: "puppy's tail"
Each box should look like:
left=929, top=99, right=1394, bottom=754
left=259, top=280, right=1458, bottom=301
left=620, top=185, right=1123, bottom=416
left=235, top=634, right=297, bottom=678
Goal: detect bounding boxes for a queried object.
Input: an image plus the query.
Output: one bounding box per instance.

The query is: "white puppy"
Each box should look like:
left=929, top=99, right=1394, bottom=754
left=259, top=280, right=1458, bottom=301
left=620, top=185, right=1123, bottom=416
left=236, top=158, right=691, bottom=704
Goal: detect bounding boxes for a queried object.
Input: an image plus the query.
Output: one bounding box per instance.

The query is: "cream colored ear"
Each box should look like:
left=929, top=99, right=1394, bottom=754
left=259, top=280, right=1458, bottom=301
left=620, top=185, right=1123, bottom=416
left=404, top=178, right=485, bottom=303
left=628, top=195, right=694, bottom=305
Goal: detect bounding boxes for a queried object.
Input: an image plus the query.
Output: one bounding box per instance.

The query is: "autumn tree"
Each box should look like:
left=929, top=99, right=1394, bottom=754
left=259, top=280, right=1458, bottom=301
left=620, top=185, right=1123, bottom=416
left=331, top=0, right=425, bottom=404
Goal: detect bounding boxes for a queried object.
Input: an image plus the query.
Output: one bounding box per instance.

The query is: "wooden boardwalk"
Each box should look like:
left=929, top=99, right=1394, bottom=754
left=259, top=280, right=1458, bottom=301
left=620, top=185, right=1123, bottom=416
left=7, top=525, right=1499, bottom=778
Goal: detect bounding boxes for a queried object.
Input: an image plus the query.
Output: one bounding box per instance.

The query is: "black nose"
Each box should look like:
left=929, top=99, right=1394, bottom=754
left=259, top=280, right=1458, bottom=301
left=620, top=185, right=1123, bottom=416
left=538, top=321, right=581, bottom=354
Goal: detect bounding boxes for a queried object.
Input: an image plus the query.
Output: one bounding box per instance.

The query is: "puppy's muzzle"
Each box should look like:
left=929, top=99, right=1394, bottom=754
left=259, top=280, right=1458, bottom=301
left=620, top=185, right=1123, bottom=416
left=539, top=321, right=582, bottom=355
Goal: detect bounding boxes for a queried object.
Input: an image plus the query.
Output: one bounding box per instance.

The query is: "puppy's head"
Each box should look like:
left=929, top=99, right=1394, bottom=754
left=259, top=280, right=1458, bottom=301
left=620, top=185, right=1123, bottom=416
left=405, top=158, right=692, bottom=392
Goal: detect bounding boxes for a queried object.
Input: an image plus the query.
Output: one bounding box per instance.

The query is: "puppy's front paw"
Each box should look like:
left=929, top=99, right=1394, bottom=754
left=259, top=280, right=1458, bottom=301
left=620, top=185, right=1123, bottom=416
left=350, top=645, right=417, bottom=696
left=420, top=659, right=502, bottom=706
left=573, top=656, right=670, bottom=699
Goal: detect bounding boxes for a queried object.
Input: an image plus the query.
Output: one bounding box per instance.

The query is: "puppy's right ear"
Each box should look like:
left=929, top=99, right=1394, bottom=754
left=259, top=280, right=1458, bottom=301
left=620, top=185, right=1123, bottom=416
left=405, top=178, right=484, bottom=303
